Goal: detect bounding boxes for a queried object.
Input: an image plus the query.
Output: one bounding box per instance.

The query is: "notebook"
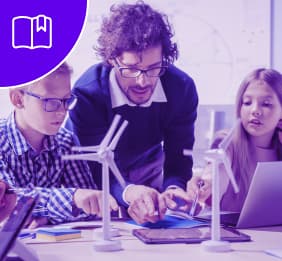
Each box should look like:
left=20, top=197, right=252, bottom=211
left=127, top=213, right=209, bottom=229
left=36, top=228, right=81, bottom=241
left=0, top=192, right=39, bottom=260
left=199, top=161, right=282, bottom=229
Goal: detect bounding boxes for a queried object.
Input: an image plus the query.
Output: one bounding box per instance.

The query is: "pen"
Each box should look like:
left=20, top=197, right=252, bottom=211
left=6, top=188, right=25, bottom=194
left=189, top=179, right=204, bottom=216
left=7, top=186, right=37, bottom=195
left=18, top=232, right=36, bottom=239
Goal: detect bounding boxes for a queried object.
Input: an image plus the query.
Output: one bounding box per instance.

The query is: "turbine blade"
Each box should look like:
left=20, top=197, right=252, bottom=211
left=222, top=155, right=239, bottom=193
left=183, top=148, right=209, bottom=156
left=204, top=149, right=221, bottom=157
left=183, top=149, right=193, bottom=156
left=108, top=120, right=128, bottom=151
left=100, top=114, right=121, bottom=150
left=107, top=157, right=126, bottom=188
left=72, top=145, right=100, bottom=152
left=218, top=119, right=241, bottom=151
left=62, top=153, right=100, bottom=162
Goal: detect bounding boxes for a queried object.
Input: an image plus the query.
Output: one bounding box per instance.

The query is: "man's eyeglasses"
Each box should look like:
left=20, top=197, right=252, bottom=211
left=21, top=90, right=78, bottom=112
left=114, top=59, right=167, bottom=78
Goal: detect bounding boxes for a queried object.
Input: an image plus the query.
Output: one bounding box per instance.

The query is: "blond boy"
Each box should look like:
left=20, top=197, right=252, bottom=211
left=0, top=64, right=117, bottom=227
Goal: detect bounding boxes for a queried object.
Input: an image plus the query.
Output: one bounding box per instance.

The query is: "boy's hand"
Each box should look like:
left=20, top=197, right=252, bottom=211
left=73, top=189, right=118, bottom=216
left=28, top=217, right=49, bottom=229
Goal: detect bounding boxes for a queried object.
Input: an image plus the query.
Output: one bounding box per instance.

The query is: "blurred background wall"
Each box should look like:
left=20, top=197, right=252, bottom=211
left=1, top=0, right=281, bottom=168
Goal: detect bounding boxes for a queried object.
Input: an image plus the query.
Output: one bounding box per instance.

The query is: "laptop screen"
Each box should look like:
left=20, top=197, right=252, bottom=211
left=237, top=161, right=282, bottom=228
left=0, top=192, right=38, bottom=260
left=194, top=161, right=282, bottom=229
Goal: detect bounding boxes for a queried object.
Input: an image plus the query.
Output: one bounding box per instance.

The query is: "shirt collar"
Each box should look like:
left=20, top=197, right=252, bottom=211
left=109, top=69, right=167, bottom=108
left=7, top=112, right=58, bottom=156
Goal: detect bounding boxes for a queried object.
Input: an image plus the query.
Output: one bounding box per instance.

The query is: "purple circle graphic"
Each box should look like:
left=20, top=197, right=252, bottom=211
left=0, top=0, right=88, bottom=88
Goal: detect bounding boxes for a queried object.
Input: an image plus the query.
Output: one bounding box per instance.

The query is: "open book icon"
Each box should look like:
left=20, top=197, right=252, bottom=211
left=12, top=14, right=52, bottom=49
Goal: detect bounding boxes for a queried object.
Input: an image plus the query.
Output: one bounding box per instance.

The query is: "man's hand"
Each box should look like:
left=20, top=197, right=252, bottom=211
left=187, top=176, right=212, bottom=206
left=73, top=189, right=118, bottom=217
left=125, top=185, right=166, bottom=224
left=0, top=181, right=17, bottom=222
left=161, top=187, right=193, bottom=212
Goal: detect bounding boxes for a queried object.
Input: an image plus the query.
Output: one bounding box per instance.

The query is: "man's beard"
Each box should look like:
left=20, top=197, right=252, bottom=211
left=125, top=84, right=154, bottom=105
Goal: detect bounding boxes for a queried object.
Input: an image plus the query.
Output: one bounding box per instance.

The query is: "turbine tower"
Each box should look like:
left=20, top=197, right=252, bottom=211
left=62, top=114, right=128, bottom=252
left=184, top=119, right=240, bottom=252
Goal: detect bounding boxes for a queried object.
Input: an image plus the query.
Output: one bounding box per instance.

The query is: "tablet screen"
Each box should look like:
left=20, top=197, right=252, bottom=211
left=132, top=227, right=251, bottom=244
left=0, top=193, right=39, bottom=260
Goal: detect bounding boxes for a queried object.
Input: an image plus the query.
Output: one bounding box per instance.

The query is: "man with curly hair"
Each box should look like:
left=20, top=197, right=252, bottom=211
left=67, top=1, right=198, bottom=224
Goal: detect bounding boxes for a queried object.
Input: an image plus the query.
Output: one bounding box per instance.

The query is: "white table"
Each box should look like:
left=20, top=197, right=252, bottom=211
left=24, top=221, right=282, bottom=261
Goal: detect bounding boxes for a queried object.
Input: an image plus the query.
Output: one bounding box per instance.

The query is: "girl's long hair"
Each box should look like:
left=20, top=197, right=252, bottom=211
left=228, top=68, right=282, bottom=193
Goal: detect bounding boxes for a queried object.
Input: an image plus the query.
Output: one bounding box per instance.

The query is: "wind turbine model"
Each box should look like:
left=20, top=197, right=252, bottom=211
left=62, top=114, right=128, bottom=252
left=184, top=119, right=240, bottom=252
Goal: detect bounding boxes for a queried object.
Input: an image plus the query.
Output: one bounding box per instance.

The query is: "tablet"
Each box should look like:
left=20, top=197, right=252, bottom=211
left=132, top=227, right=251, bottom=244
left=0, top=192, right=39, bottom=260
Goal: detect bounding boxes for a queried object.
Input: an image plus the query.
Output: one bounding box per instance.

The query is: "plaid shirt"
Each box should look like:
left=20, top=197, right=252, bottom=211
left=0, top=113, right=97, bottom=224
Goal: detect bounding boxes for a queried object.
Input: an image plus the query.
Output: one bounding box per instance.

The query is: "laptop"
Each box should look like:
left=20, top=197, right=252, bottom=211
left=210, top=161, right=282, bottom=229
left=0, top=192, right=39, bottom=261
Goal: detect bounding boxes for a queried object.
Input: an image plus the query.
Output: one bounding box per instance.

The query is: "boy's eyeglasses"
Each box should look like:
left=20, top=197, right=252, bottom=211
left=21, top=90, right=78, bottom=112
left=114, top=58, right=167, bottom=78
